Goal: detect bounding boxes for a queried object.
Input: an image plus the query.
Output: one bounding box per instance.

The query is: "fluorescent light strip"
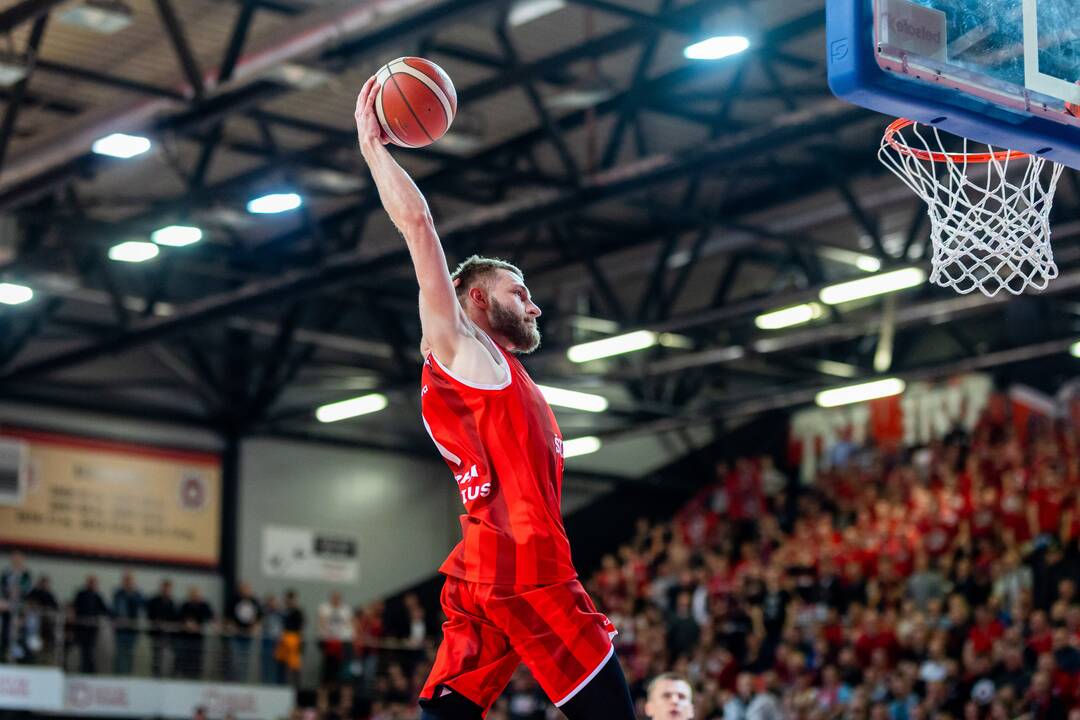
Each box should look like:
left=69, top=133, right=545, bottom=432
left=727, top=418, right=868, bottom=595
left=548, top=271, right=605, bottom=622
left=1071, top=340, right=1080, bottom=358
left=816, top=360, right=860, bottom=378
left=315, top=393, right=389, bottom=423
left=0, top=282, right=33, bottom=305
left=567, top=330, right=658, bottom=363
left=92, top=133, right=151, bottom=159
left=684, top=35, right=751, bottom=60
left=816, top=378, right=906, bottom=408
left=755, top=303, right=824, bottom=330
left=819, top=267, right=926, bottom=305
left=508, top=0, right=566, bottom=26
left=537, top=385, right=609, bottom=413
left=247, top=193, right=302, bottom=214
left=152, top=225, right=203, bottom=247
left=563, top=436, right=601, bottom=458
left=108, top=241, right=159, bottom=263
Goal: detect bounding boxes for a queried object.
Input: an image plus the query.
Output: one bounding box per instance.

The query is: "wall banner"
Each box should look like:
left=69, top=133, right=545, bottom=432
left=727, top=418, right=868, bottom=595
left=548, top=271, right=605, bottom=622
left=0, top=427, right=221, bottom=566
left=262, top=524, right=359, bottom=584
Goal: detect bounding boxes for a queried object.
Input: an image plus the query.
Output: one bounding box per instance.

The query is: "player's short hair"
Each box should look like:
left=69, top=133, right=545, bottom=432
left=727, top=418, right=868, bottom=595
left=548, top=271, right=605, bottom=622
left=450, top=255, right=524, bottom=301
left=647, top=672, right=693, bottom=700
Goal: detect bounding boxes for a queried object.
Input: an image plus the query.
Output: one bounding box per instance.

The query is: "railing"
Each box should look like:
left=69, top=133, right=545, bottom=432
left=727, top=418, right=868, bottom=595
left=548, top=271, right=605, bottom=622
left=1, top=607, right=428, bottom=690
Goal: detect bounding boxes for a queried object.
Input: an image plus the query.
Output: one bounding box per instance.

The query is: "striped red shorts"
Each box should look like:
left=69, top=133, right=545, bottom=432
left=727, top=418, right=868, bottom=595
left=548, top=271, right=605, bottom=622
left=419, top=576, right=617, bottom=714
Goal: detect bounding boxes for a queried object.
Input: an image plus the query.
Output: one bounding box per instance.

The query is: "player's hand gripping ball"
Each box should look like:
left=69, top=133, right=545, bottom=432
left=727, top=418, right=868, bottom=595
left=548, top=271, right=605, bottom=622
left=372, top=57, right=458, bottom=148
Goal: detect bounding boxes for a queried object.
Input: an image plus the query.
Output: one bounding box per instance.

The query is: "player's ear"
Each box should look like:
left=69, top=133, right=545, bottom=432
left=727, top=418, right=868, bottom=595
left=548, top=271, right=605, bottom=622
left=468, top=285, right=488, bottom=309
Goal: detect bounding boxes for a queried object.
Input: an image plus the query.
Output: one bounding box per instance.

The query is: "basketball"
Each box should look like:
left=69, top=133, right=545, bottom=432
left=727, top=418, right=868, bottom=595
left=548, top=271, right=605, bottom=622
left=375, top=57, right=457, bottom=148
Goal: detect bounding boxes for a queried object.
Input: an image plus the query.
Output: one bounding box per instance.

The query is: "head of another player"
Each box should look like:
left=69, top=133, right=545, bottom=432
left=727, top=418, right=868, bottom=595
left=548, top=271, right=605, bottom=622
left=451, top=255, right=541, bottom=354
left=645, top=673, right=694, bottom=720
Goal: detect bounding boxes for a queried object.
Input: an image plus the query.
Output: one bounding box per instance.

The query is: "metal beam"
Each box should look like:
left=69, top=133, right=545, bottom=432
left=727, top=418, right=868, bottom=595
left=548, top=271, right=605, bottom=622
left=0, top=13, right=49, bottom=171
left=0, top=0, right=63, bottom=32
left=0, top=99, right=868, bottom=383
left=153, top=0, right=207, bottom=100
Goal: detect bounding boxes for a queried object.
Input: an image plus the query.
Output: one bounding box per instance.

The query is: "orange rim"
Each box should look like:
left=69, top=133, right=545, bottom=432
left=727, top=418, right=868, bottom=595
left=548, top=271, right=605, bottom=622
left=884, top=118, right=1029, bottom=163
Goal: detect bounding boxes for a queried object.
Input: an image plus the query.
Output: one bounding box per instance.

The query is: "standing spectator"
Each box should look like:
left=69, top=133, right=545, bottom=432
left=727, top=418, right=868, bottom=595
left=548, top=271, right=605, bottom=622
left=226, top=582, right=261, bottom=682
left=402, top=593, right=428, bottom=650
left=72, top=575, right=110, bottom=673
left=318, top=591, right=353, bottom=691
left=146, top=580, right=178, bottom=677
left=24, top=575, right=58, bottom=664
left=275, top=589, right=304, bottom=686
left=177, top=586, right=213, bottom=679
left=260, top=594, right=284, bottom=685
left=112, top=572, right=143, bottom=675
left=1, top=552, right=32, bottom=662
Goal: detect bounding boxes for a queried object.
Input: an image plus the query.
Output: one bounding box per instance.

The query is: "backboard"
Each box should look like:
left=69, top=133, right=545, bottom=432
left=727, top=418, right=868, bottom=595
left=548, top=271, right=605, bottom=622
left=827, top=0, right=1080, bottom=169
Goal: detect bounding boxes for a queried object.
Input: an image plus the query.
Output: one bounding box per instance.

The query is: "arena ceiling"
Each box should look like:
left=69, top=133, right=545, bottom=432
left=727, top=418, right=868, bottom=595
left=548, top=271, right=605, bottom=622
left=0, top=0, right=1078, bottom=480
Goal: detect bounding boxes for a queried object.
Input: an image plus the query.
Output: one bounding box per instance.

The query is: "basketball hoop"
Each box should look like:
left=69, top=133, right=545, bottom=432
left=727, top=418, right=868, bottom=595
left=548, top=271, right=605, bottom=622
left=878, top=118, right=1065, bottom=297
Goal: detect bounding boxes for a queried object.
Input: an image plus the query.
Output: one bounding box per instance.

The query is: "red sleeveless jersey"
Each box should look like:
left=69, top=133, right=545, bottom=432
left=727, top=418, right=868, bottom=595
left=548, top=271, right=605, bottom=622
left=420, top=334, right=577, bottom=585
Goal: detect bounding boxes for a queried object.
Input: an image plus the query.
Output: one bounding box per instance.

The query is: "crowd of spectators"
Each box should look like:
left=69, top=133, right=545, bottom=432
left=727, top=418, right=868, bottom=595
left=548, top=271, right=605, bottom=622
left=564, top=403, right=1080, bottom=720
left=0, top=561, right=403, bottom=687
left=6, top=398, right=1080, bottom=720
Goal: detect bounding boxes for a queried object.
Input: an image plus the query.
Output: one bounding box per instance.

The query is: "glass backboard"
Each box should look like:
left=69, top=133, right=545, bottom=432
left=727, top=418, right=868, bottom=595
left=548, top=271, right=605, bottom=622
left=827, top=0, right=1080, bottom=169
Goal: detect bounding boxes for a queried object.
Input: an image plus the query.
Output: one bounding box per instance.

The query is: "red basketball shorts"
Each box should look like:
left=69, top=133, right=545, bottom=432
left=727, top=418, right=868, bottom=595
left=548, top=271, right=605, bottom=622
left=419, top=576, right=617, bottom=714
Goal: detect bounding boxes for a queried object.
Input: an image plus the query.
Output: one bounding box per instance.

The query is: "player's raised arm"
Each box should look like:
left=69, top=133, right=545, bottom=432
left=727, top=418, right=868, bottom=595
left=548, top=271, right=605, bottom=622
left=354, top=76, right=467, bottom=362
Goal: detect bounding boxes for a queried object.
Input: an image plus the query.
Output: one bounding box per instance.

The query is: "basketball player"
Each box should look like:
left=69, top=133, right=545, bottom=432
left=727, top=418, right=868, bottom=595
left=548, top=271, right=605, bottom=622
left=645, top=673, right=695, bottom=720
left=354, top=77, right=636, bottom=720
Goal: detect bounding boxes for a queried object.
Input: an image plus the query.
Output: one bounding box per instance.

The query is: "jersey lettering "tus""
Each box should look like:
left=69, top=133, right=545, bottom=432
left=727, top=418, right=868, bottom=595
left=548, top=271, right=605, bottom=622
left=420, top=331, right=577, bottom=586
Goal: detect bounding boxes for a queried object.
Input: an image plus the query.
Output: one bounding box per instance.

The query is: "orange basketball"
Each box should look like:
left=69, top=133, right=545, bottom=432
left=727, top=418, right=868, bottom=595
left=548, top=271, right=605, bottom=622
left=375, top=57, right=457, bottom=148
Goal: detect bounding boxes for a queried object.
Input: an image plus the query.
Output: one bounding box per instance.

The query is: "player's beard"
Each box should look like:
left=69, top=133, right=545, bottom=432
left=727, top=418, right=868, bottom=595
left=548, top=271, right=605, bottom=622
left=489, top=297, right=540, bottom=354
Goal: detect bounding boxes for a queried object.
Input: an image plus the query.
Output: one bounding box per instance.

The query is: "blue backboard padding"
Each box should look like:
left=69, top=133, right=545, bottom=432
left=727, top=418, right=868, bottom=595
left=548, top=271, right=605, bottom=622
left=826, top=0, right=1080, bottom=169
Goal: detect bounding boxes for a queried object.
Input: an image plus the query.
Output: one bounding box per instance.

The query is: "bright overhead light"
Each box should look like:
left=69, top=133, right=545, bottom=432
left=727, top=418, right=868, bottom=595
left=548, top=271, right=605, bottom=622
left=567, top=330, right=657, bottom=363
left=816, top=377, right=906, bottom=408
left=818, top=246, right=882, bottom=272
left=508, top=0, right=566, bottom=26
left=92, top=132, right=151, bottom=159
left=108, top=241, right=159, bottom=263
left=0, top=54, right=28, bottom=87
left=59, top=0, right=134, bottom=34
left=1071, top=340, right=1080, bottom=358
left=816, top=359, right=860, bottom=378
left=563, top=436, right=601, bottom=458
left=151, top=225, right=203, bottom=247
left=0, top=282, right=33, bottom=305
left=315, top=393, right=389, bottom=423
left=537, top=385, right=609, bottom=413
left=856, top=255, right=884, bottom=272
left=755, top=303, right=825, bottom=330
left=247, top=192, right=302, bottom=214
left=819, top=267, right=926, bottom=305
left=683, top=35, right=751, bottom=61
left=270, top=62, right=332, bottom=90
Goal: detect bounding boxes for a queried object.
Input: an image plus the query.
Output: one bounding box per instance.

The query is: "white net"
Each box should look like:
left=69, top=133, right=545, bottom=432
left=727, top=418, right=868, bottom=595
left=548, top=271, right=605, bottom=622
left=878, top=120, right=1065, bottom=297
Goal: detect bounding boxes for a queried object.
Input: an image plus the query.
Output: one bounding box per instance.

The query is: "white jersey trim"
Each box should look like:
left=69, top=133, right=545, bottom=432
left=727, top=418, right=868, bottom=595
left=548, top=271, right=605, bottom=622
left=422, top=415, right=462, bottom=466
left=553, top=644, right=615, bottom=707
left=427, top=331, right=512, bottom=391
